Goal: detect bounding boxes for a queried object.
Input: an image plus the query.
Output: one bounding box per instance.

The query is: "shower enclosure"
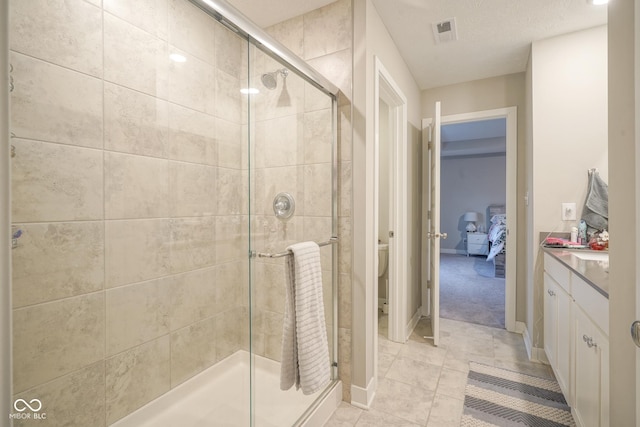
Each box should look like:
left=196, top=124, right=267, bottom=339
left=5, top=0, right=339, bottom=425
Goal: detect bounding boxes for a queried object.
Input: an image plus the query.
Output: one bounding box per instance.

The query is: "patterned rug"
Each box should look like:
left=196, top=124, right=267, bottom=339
left=461, top=362, right=575, bottom=427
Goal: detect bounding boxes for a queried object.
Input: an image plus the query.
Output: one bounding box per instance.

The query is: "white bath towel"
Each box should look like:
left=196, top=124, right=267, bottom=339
left=280, top=241, right=331, bottom=395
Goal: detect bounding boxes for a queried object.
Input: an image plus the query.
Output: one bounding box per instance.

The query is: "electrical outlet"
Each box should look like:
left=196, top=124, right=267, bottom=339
left=562, top=202, right=577, bottom=221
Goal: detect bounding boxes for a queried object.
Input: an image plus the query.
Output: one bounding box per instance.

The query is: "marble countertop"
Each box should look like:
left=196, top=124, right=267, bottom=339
left=542, top=247, right=610, bottom=298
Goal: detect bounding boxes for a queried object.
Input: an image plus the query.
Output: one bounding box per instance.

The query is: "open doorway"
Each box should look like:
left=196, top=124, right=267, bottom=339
left=421, top=107, right=517, bottom=342
left=373, top=56, right=409, bottom=345
left=439, top=118, right=507, bottom=329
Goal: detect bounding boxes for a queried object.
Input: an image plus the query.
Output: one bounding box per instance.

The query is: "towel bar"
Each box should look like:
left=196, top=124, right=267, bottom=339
left=255, top=237, right=339, bottom=258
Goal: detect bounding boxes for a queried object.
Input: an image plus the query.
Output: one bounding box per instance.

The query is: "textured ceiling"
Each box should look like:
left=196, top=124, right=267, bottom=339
left=371, top=0, right=607, bottom=89
left=226, top=0, right=607, bottom=90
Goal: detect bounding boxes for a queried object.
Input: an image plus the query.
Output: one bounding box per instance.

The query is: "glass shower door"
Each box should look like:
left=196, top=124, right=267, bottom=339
left=247, top=44, right=337, bottom=426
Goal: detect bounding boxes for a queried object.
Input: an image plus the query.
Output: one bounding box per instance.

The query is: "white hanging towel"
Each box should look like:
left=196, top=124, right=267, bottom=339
left=280, top=241, right=331, bottom=395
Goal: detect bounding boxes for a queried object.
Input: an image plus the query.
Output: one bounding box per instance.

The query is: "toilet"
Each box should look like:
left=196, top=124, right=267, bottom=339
left=378, top=243, right=389, bottom=277
left=378, top=243, right=389, bottom=314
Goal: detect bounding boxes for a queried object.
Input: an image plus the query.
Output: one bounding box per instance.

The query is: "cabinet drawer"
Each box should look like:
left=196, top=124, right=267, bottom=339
left=544, top=253, right=571, bottom=293
left=573, top=274, right=609, bottom=334
left=467, top=233, right=488, bottom=244
left=468, top=243, right=488, bottom=255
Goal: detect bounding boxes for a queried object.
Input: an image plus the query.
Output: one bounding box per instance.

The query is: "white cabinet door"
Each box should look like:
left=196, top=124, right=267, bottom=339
left=544, top=273, right=558, bottom=369
left=574, top=305, right=609, bottom=427
left=556, top=285, right=572, bottom=404
left=544, top=271, right=571, bottom=402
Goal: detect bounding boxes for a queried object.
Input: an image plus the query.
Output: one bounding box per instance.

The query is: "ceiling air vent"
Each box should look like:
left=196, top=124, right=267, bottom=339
left=432, top=18, right=458, bottom=44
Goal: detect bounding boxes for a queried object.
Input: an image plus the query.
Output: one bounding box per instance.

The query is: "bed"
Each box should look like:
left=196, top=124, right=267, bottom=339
left=486, top=205, right=506, bottom=278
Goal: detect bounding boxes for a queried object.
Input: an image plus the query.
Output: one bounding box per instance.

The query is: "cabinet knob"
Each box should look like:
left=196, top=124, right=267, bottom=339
left=583, top=334, right=597, bottom=349
left=547, top=289, right=555, bottom=297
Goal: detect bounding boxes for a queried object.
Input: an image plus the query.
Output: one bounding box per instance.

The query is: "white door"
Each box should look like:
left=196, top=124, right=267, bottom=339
left=422, top=102, right=443, bottom=346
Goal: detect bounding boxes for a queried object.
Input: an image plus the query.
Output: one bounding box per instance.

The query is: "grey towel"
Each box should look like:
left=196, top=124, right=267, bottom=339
left=582, top=170, right=608, bottom=233
left=280, top=242, right=331, bottom=395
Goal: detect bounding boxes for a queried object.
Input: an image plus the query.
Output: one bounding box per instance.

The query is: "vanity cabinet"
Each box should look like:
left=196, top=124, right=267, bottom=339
left=543, top=261, right=572, bottom=402
left=573, top=305, right=609, bottom=427
left=543, top=252, right=609, bottom=427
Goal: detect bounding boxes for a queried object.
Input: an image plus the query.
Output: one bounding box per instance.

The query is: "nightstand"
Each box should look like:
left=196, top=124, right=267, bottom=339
left=467, top=232, right=489, bottom=256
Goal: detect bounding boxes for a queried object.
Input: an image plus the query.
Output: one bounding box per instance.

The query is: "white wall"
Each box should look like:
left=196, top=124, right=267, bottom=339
left=528, top=25, right=608, bottom=351
left=441, top=153, right=506, bottom=252
left=352, top=0, right=423, bottom=406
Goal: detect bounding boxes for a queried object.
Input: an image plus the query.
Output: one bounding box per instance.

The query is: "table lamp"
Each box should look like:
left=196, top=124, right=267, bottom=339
left=464, top=211, right=479, bottom=232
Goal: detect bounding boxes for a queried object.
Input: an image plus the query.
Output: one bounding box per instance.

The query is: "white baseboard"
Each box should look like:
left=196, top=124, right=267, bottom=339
left=406, top=307, right=422, bottom=341
left=350, top=376, right=376, bottom=410
left=520, top=322, right=548, bottom=364
left=521, top=322, right=533, bottom=360
left=515, top=321, right=526, bottom=335
left=536, top=349, right=549, bottom=365
left=441, top=248, right=465, bottom=255
left=529, top=347, right=548, bottom=364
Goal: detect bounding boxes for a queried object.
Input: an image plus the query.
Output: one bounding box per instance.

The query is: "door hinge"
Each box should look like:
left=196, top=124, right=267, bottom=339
left=389, top=231, right=394, bottom=238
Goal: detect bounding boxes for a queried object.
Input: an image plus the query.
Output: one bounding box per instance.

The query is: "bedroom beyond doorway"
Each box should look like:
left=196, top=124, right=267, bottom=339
left=439, top=253, right=506, bottom=329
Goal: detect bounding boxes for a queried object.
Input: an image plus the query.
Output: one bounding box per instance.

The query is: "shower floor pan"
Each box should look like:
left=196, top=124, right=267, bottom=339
left=110, top=350, right=341, bottom=427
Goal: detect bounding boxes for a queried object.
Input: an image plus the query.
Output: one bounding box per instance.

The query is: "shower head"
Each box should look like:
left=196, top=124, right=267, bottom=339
left=261, top=68, right=288, bottom=90
left=261, top=72, right=278, bottom=90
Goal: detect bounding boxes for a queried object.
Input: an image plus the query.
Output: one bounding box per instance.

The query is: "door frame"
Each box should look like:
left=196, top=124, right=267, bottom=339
left=373, top=56, right=408, bottom=346
left=0, top=0, right=11, bottom=420
left=421, top=107, right=518, bottom=332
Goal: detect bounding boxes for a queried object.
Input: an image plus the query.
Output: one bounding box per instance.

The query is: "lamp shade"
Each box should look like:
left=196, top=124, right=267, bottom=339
left=463, top=212, right=479, bottom=222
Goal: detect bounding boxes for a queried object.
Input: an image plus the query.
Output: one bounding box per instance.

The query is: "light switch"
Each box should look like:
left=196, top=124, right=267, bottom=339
left=562, top=202, right=577, bottom=221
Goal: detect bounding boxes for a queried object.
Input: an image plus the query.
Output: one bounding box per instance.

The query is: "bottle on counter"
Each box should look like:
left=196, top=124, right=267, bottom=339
left=571, top=226, right=578, bottom=243
left=578, top=220, right=587, bottom=244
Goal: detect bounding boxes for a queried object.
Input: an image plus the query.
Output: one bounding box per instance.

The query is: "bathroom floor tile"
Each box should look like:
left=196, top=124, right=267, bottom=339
left=371, top=378, right=434, bottom=426
left=323, top=316, right=553, bottom=427
left=356, top=409, right=422, bottom=426
left=385, top=356, right=442, bottom=391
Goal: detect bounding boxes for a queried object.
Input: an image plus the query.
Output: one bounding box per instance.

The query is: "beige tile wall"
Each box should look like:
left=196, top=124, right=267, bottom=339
left=265, top=0, right=353, bottom=402
left=249, top=56, right=335, bottom=363
left=10, top=0, right=249, bottom=425
left=10, top=0, right=347, bottom=425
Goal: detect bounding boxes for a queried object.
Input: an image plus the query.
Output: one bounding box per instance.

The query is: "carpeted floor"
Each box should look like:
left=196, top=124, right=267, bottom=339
left=461, top=362, right=575, bottom=426
left=440, top=253, right=505, bottom=329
